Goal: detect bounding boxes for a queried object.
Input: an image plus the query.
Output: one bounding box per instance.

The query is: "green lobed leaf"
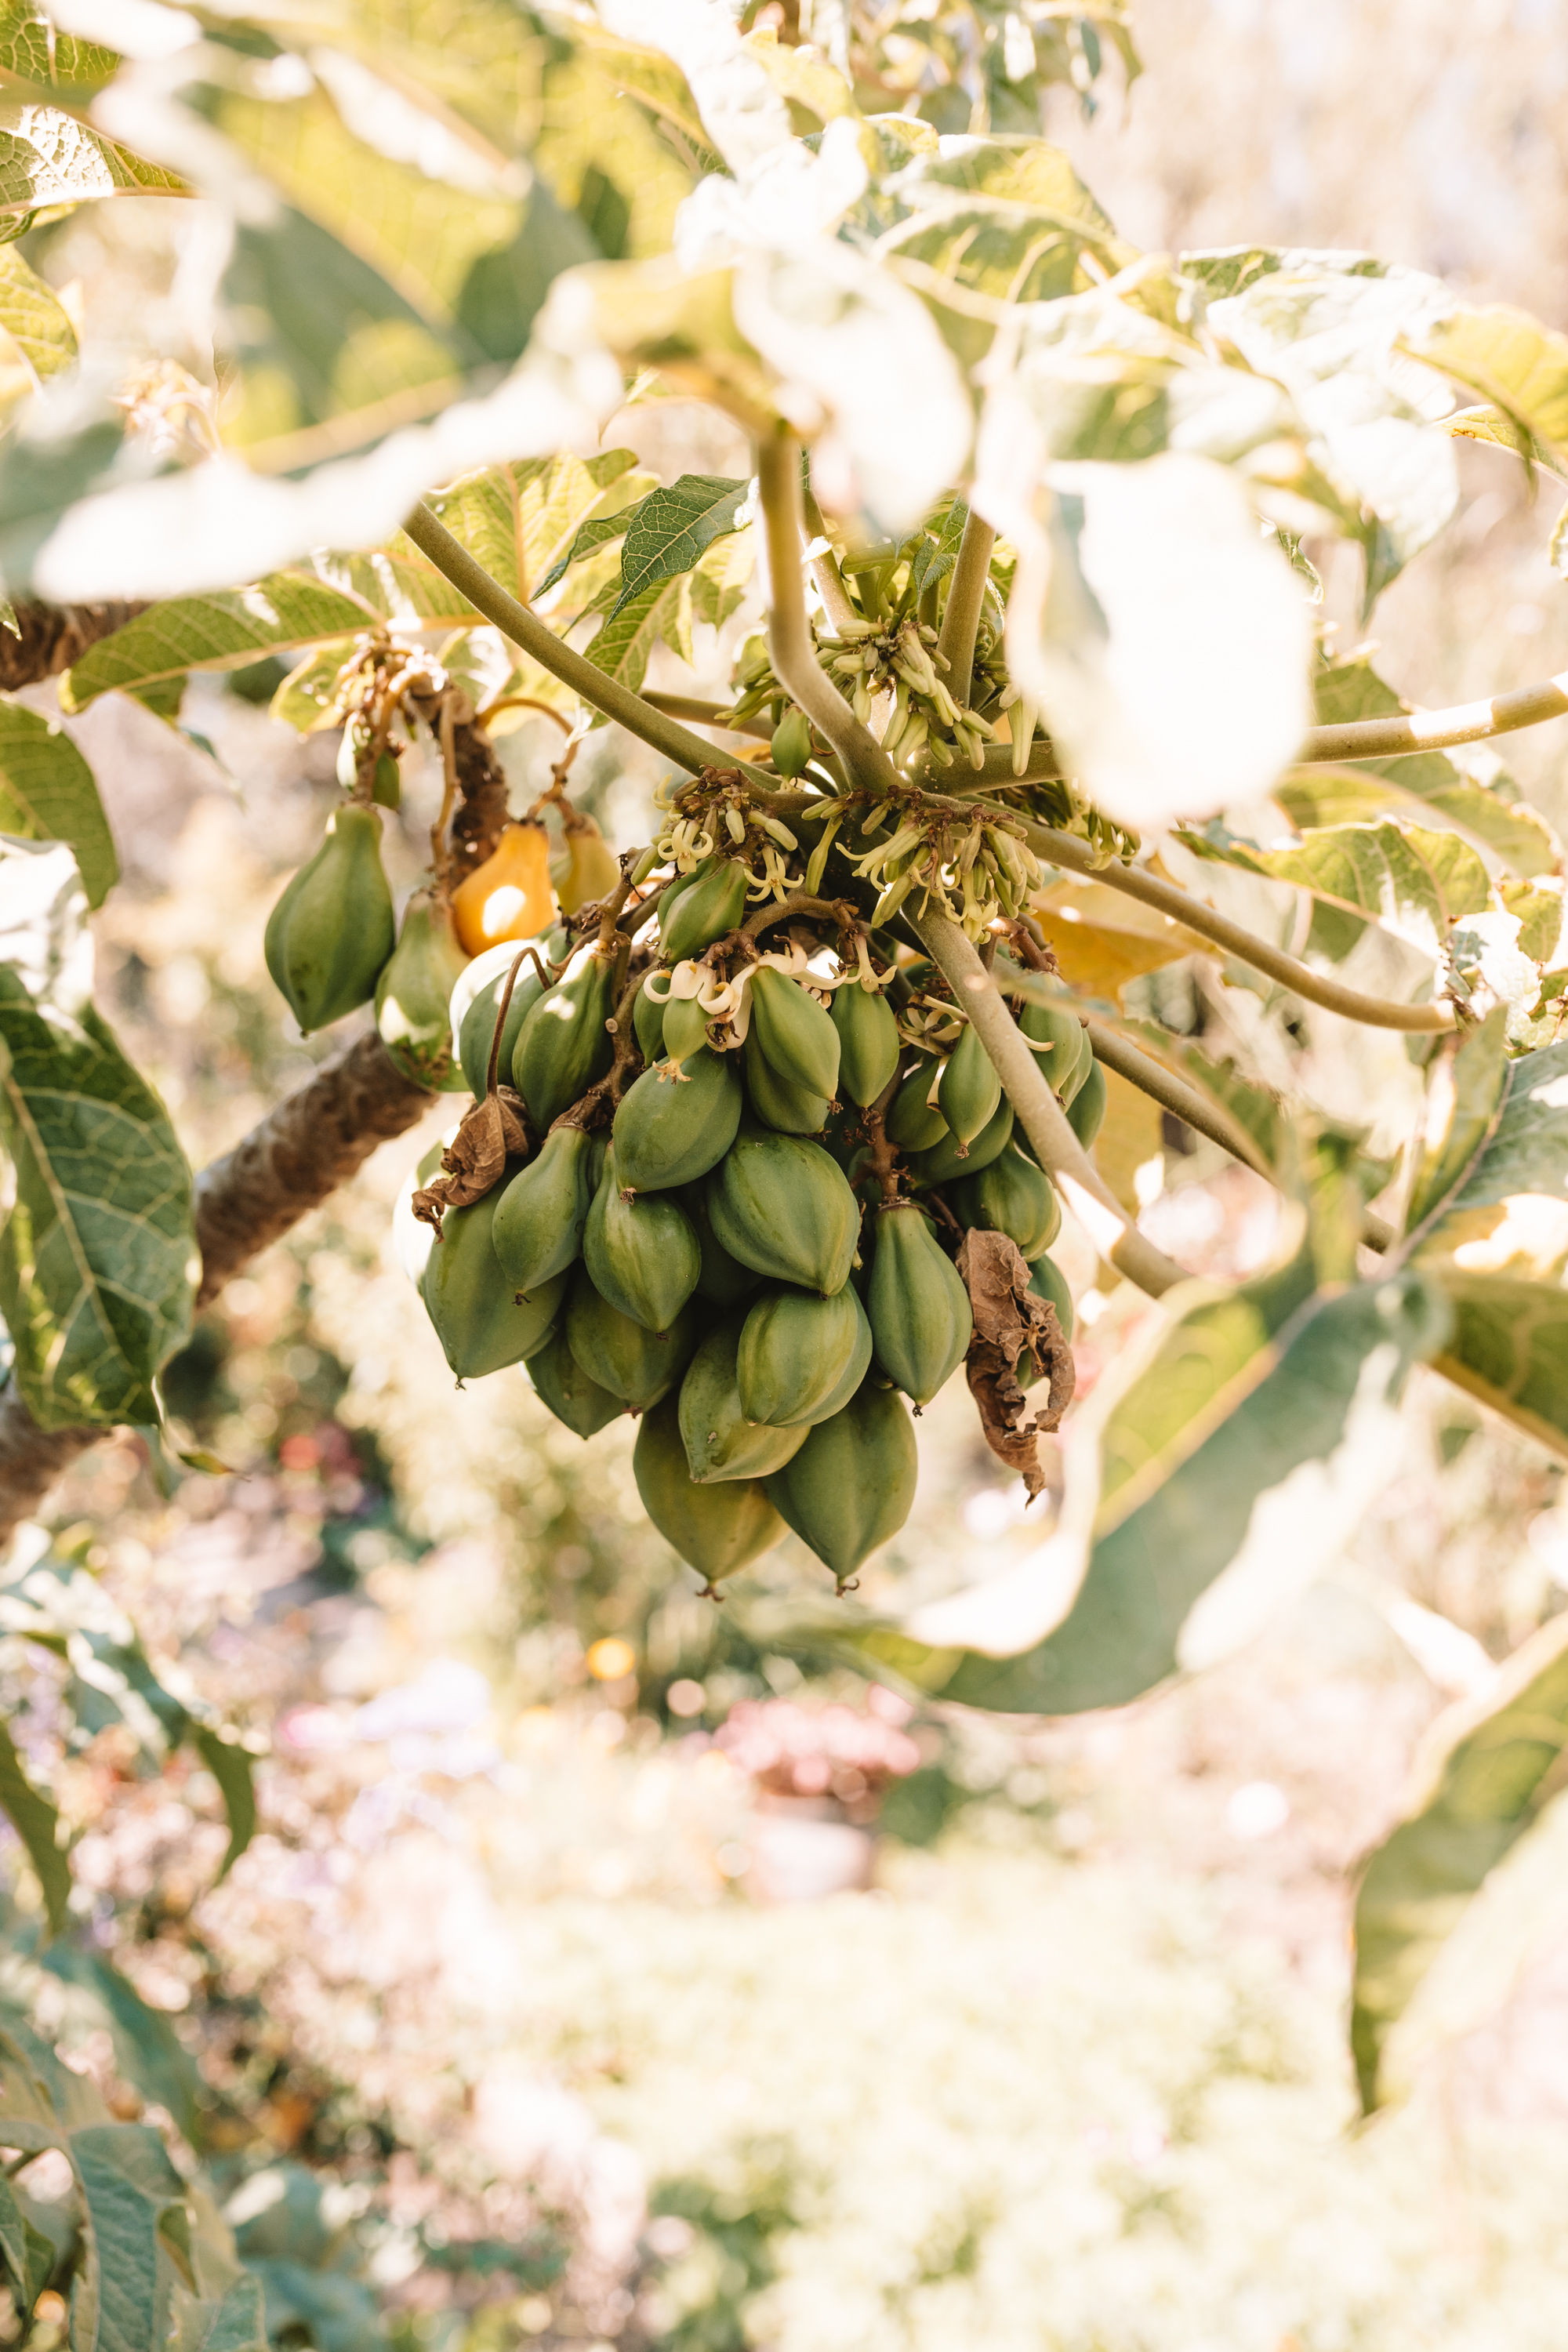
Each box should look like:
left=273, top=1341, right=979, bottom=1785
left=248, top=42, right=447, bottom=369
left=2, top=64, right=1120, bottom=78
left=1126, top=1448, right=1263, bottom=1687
left=191, top=1727, right=257, bottom=1882
left=0, top=3, right=119, bottom=94
left=168, top=2276, right=268, bottom=2352
left=0, top=700, right=115, bottom=906
left=70, top=2122, right=189, bottom=2352
left=0, top=848, right=195, bottom=1430
left=849, top=1266, right=1448, bottom=1715
left=0, top=1716, right=68, bottom=1935
left=1351, top=1612, right=1568, bottom=2110
left=611, top=472, right=748, bottom=615
left=0, top=244, right=74, bottom=381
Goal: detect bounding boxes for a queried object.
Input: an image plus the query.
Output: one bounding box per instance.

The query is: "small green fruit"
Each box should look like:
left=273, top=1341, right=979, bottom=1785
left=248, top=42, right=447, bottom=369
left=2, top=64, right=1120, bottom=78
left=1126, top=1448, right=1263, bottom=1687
left=635, top=1394, right=784, bottom=1584
left=831, top=982, right=901, bottom=1108
left=885, top=1062, right=947, bottom=1151
left=583, top=1152, right=702, bottom=1332
left=749, top=967, right=840, bottom=1101
left=564, top=1269, right=699, bottom=1410
left=376, top=889, right=469, bottom=1089
left=678, top=1316, right=809, bottom=1484
left=742, top=1030, right=829, bottom=1134
left=422, top=1189, right=566, bottom=1380
left=866, top=1204, right=972, bottom=1405
left=1066, top=1056, right=1108, bottom=1149
left=612, top=1047, right=742, bottom=1192
left=265, top=804, right=395, bottom=1033
left=764, top=1381, right=918, bottom=1588
left=937, top=1021, right=1002, bottom=1148
left=736, top=1284, right=872, bottom=1428
left=660, top=858, right=748, bottom=961
left=705, top=1127, right=860, bottom=1295
left=492, top=1124, right=597, bottom=1294
left=512, top=948, right=615, bottom=1129
left=526, top=1327, right=625, bottom=1437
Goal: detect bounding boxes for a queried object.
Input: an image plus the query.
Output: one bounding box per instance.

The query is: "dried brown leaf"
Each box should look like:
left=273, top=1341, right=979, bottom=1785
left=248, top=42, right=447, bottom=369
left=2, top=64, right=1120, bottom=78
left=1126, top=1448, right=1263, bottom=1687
left=412, top=1087, right=529, bottom=1235
left=955, top=1229, right=1075, bottom=1497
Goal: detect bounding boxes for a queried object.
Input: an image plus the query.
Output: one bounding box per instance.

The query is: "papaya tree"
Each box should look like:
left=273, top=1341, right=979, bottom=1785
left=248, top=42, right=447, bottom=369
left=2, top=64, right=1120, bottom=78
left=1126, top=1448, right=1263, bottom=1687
left=0, top=9, right=1559, bottom=2320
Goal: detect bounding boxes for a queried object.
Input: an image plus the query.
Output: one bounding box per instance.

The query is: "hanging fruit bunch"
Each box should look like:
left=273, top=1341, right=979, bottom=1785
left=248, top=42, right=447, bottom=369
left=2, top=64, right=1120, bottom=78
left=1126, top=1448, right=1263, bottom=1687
left=390, top=756, right=1087, bottom=1602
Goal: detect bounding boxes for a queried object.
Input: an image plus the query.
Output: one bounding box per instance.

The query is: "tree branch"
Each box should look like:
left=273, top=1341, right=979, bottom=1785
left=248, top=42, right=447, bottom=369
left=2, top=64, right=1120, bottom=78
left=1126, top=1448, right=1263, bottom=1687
left=910, top=906, right=1190, bottom=1300
left=1298, top=672, right=1568, bottom=764
left=0, top=602, right=148, bottom=691
left=0, top=1033, right=435, bottom=1547
left=403, top=503, right=772, bottom=789
left=935, top=509, right=996, bottom=714
left=1018, top=822, right=1459, bottom=1033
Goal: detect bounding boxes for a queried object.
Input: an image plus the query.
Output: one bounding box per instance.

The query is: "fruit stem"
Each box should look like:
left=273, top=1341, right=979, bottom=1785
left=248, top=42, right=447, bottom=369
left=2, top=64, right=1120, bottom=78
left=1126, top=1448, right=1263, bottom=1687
left=861, top=1072, right=904, bottom=1204
left=911, top=906, right=1192, bottom=1301
left=404, top=500, right=786, bottom=801
left=1011, top=820, right=1460, bottom=1033
left=485, top=949, right=531, bottom=1098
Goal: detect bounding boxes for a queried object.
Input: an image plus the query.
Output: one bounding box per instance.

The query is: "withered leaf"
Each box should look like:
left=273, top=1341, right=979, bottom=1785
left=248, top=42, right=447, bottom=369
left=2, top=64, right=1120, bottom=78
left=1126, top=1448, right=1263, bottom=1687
left=412, top=1087, right=529, bottom=1237
left=955, top=1228, right=1075, bottom=1497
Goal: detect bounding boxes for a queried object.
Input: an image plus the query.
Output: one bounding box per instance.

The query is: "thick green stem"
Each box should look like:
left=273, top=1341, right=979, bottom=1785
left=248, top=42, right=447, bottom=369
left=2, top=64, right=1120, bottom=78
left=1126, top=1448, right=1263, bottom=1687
left=911, top=906, right=1190, bottom=1299
left=1298, top=672, right=1568, bottom=763
left=936, top=509, right=996, bottom=713
left=404, top=502, right=771, bottom=789
left=802, top=482, right=862, bottom=635
left=1018, top=823, right=1458, bottom=1034
left=755, top=433, right=902, bottom=800
left=1079, top=1022, right=1276, bottom=1181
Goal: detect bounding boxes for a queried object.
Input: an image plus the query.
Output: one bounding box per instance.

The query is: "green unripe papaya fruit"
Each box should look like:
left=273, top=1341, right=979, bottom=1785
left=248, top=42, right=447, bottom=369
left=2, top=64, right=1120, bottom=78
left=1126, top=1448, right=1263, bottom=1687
left=661, top=993, right=712, bottom=1068
left=612, top=1047, right=742, bottom=1192
left=706, top=1127, right=860, bottom=1295
left=908, top=1095, right=1014, bottom=1187
left=866, top=1203, right=972, bottom=1404
left=633, top=973, right=667, bottom=1064
left=660, top=858, right=748, bottom=961
left=764, top=1380, right=918, bottom=1588
left=885, top=1061, right=947, bottom=1151
left=1066, top=1054, right=1107, bottom=1148
left=937, top=1020, right=1002, bottom=1148
left=635, top=1394, right=784, bottom=1584
left=736, top=1283, right=873, bottom=1428
left=564, top=1269, right=699, bottom=1410
left=831, top=982, right=901, bottom=1108
left=748, top=967, right=840, bottom=1101
left=742, top=1030, right=829, bottom=1135
left=949, top=1144, right=1061, bottom=1260
left=526, top=1326, right=625, bottom=1438
left=771, top=706, right=813, bottom=778
left=808, top=1287, right=877, bottom=1421
left=492, top=1123, right=597, bottom=1294
left=1025, top=1250, right=1075, bottom=1354
left=376, top=888, right=469, bottom=1089
left=1021, top=998, right=1091, bottom=1105
left=265, top=804, right=395, bottom=1033
left=457, top=950, right=545, bottom=1098
left=678, top=1181, right=762, bottom=1307
left=423, top=1189, right=567, bottom=1380
left=512, top=948, right=615, bottom=1129
left=678, top=1316, right=810, bottom=1485
left=583, top=1152, right=701, bottom=1332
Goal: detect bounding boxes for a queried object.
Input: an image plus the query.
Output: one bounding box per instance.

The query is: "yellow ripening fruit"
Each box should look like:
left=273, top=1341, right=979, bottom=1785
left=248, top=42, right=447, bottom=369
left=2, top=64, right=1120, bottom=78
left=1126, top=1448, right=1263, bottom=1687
left=452, top=822, right=554, bottom=955
left=554, top=818, right=621, bottom=916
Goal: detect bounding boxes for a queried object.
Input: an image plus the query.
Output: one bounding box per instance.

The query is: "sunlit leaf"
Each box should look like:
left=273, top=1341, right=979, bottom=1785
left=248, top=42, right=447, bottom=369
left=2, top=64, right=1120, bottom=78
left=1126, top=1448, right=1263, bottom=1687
left=60, top=576, right=375, bottom=713
left=0, top=98, right=183, bottom=220
left=0, top=699, right=115, bottom=906
left=0, top=2172, right=53, bottom=2320
left=612, top=471, right=747, bottom=613
left=1410, top=303, right=1568, bottom=467
left=1181, top=815, right=1489, bottom=964
left=1401, top=1006, right=1509, bottom=1239
left=408, top=449, right=648, bottom=606
left=988, top=451, right=1312, bottom=831
left=0, top=841, right=195, bottom=1431
left=1352, top=1612, right=1568, bottom=2109
left=586, top=572, right=691, bottom=699
left=847, top=1265, right=1447, bottom=1712
left=169, top=2276, right=268, bottom=2352
left=1118, top=1018, right=1288, bottom=1178
left=0, top=244, right=74, bottom=381
left=1301, top=656, right=1559, bottom=878
left=1033, top=875, right=1213, bottom=998
left=70, top=2123, right=190, bottom=2352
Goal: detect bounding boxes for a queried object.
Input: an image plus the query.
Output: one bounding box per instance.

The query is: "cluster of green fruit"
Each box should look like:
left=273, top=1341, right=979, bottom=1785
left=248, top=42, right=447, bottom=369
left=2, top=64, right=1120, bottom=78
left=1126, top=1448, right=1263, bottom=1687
left=263, top=796, right=617, bottom=1084
left=403, top=852, right=1103, bottom=1595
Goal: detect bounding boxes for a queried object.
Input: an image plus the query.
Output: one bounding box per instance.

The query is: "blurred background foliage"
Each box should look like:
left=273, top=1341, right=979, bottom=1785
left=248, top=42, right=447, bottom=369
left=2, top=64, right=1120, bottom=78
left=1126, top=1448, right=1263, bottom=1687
left=3, top=2, right=1568, bottom=2347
